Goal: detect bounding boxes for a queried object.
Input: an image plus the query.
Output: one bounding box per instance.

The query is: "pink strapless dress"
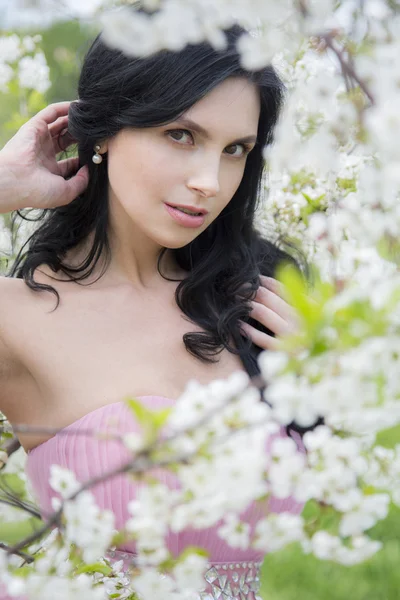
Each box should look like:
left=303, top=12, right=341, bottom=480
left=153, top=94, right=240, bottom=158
left=1, top=396, right=304, bottom=599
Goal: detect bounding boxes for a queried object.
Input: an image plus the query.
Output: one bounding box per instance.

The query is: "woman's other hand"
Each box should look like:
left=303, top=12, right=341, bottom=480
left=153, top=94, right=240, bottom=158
left=0, top=101, right=89, bottom=213
left=238, top=275, right=301, bottom=351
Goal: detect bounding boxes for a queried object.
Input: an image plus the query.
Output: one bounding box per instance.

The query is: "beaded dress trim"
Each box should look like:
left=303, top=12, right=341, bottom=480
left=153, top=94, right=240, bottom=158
left=107, top=549, right=263, bottom=600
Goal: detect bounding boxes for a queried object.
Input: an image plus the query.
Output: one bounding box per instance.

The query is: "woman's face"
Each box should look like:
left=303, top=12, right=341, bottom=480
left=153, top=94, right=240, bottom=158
left=102, top=76, right=260, bottom=251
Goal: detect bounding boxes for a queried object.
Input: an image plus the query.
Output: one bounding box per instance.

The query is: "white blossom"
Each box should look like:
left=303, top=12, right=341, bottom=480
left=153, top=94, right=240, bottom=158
left=49, top=464, right=81, bottom=499
left=339, top=494, right=390, bottom=537
left=172, top=553, right=209, bottom=592
left=311, top=531, right=382, bottom=565
left=253, top=513, right=305, bottom=552
left=0, top=34, right=22, bottom=63
left=63, top=491, right=116, bottom=564
left=0, top=62, right=13, bottom=92
left=122, top=431, right=144, bottom=453
left=133, top=568, right=177, bottom=600
left=217, top=513, right=251, bottom=550
left=18, top=51, right=51, bottom=93
left=22, top=573, right=106, bottom=600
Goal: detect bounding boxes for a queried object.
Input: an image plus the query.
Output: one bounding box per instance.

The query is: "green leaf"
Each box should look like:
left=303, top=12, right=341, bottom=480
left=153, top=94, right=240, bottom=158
left=276, top=263, right=323, bottom=326
left=0, top=473, right=28, bottom=498
left=376, top=236, right=400, bottom=265
left=153, top=408, right=172, bottom=430
left=303, top=501, right=341, bottom=537
left=0, top=517, right=43, bottom=545
left=12, top=565, right=34, bottom=578
left=124, top=397, right=171, bottom=445
left=301, top=192, right=326, bottom=210
left=175, top=546, right=210, bottom=562
left=302, top=499, right=321, bottom=521
left=75, top=562, right=113, bottom=576
left=160, top=546, right=209, bottom=571
left=111, top=531, right=128, bottom=547
left=336, top=177, right=357, bottom=193
left=376, top=424, right=400, bottom=449
left=124, top=397, right=155, bottom=430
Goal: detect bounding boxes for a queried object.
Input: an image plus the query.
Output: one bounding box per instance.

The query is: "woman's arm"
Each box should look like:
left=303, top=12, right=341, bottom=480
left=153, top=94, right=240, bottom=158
left=0, top=101, right=88, bottom=214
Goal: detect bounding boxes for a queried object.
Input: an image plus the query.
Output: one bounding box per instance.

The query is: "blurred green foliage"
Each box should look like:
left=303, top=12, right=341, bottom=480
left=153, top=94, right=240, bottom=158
left=40, top=20, right=98, bottom=103
left=261, top=424, right=400, bottom=600
left=0, top=19, right=97, bottom=148
left=261, top=505, right=400, bottom=600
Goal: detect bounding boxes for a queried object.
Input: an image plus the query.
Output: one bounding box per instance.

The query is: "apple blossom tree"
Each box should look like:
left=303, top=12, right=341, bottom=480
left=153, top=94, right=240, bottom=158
left=1, top=1, right=400, bottom=598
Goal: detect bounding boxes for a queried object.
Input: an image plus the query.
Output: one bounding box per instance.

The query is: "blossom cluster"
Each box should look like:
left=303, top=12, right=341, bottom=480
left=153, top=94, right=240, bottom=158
left=0, top=33, right=51, bottom=94
left=0, top=33, right=51, bottom=262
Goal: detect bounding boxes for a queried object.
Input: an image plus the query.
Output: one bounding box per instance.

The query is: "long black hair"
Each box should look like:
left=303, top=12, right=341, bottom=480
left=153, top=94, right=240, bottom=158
left=7, top=18, right=313, bottom=433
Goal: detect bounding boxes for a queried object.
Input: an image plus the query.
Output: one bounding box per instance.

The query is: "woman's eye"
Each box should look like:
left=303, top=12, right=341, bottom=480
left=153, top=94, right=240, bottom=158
left=167, top=128, right=251, bottom=158
left=167, top=129, right=193, bottom=144
left=225, top=144, right=250, bottom=158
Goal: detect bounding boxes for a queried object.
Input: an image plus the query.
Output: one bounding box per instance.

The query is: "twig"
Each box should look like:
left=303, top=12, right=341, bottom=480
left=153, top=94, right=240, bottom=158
left=317, top=31, right=375, bottom=106
left=1, top=437, right=21, bottom=468
left=8, top=379, right=270, bottom=555
left=2, top=375, right=267, bottom=444
left=0, top=495, right=42, bottom=520
left=2, top=424, right=122, bottom=441
left=0, top=542, right=34, bottom=563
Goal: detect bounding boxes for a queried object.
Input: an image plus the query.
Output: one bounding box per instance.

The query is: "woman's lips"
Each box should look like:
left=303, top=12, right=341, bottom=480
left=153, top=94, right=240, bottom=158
left=164, top=203, right=207, bottom=228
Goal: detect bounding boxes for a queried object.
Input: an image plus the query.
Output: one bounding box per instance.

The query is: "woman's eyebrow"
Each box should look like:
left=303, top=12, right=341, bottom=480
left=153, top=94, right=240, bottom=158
left=174, top=117, right=258, bottom=144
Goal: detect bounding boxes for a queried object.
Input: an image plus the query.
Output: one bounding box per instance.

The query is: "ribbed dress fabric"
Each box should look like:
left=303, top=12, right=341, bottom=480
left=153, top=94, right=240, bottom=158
left=1, top=396, right=305, bottom=599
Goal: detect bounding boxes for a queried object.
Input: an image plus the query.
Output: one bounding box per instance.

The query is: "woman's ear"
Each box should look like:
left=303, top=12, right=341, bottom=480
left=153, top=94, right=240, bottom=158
left=96, top=141, right=108, bottom=154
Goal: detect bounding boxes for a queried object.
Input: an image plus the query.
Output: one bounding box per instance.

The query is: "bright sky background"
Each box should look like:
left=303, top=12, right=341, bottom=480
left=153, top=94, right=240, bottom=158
left=0, top=0, right=103, bottom=28
left=0, top=1, right=355, bottom=38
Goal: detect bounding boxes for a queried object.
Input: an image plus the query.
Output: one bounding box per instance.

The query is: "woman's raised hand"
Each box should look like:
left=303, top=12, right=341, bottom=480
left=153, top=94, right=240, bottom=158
left=238, top=275, right=301, bottom=351
left=0, top=101, right=89, bottom=213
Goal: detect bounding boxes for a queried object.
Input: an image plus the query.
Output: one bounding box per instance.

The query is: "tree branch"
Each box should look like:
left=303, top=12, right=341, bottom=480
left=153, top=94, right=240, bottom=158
left=317, top=30, right=375, bottom=106
left=7, top=380, right=271, bottom=556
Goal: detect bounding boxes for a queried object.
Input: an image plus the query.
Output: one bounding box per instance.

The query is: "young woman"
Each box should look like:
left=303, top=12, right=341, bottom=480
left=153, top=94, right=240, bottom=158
left=0, top=18, right=307, bottom=598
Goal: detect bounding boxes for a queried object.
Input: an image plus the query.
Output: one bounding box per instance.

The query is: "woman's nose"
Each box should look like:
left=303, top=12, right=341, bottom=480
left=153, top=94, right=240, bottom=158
left=186, top=158, right=221, bottom=197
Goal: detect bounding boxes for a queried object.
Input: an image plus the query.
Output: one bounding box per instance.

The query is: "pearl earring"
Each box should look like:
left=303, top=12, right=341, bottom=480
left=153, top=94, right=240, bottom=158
left=92, top=144, right=103, bottom=164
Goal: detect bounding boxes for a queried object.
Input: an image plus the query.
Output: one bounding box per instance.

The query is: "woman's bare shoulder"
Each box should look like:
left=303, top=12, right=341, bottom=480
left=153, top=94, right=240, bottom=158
left=0, top=269, right=62, bottom=333
left=0, top=274, right=27, bottom=313
left=0, top=275, right=35, bottom=418
left=0, top=274, right=34, bottom=359
left=0, top=273, right=36, bottom=315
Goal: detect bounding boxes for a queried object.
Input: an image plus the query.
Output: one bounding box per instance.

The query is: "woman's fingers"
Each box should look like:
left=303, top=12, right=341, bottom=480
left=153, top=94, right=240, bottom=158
left=238, top=320, right=282, bottom=351
left=56, top=156, right=81, bottom=178
left=32, top=101, right=72, bottom=126
left=53, top=129, right=76, bottom=154
left=254, top=283, right=301, bottom=329
left=55, top=164, right=89, bottom=205
left=260, top=275, right=288, bottom=300
left=238, top=275, right=302, bottom=351
left=0, top=101, right=87, bottom=212
left=249, top=299, right=294, bottom=337
left=49, top=115, right=77, bottom=153
left=48, top=114, right=69, bottom=136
